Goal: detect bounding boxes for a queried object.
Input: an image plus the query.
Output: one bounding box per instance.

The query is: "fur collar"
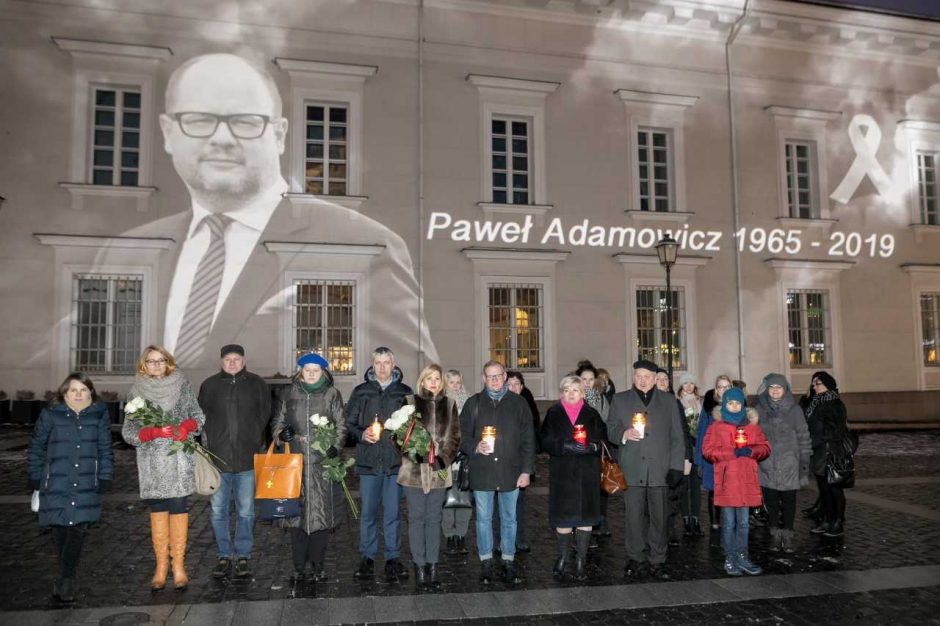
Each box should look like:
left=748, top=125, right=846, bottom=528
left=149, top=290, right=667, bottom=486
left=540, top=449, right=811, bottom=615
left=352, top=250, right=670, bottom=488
left=711, top=405, right=760, bottom=425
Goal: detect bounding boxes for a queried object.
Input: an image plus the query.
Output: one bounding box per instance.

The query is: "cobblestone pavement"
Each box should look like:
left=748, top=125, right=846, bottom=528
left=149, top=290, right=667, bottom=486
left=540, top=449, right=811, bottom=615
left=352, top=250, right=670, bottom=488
left=1, top=428, right=938, bottom=624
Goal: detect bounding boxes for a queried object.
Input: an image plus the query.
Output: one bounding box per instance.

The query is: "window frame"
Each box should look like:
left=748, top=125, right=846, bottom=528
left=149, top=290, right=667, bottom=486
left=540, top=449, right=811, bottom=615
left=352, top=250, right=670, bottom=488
left=489, top=115, right=533, bottom=205
left=919, top=292, right=940, bottom=368
left=485, top=281, right=545, bottom=372
left=88, top=85, right=143, bottom=187
left=783, top=139, right=820, bottom=219
left=302, top=101, right=350, bottom=197
left=290, top=276, right=358, bottom=376
left=70, top=272, right=144, bottom=375
left=915, top=148, right=940, bottom=226
left=784, top=288, right=833, bottom=369
left=636, top=126, right=675, bottom=213
left=633, top=283, right=688, bottom=370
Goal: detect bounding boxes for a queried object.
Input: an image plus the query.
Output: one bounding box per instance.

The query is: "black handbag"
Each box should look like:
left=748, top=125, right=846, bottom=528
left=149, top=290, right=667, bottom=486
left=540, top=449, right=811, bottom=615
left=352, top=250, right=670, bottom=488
left=824, top=427, right=858, bottom=488
left=257, top=498, right=301, bottom=520
left=455, top=451, right=470, bottom=491
left=443, top=454, right=472, bottom=509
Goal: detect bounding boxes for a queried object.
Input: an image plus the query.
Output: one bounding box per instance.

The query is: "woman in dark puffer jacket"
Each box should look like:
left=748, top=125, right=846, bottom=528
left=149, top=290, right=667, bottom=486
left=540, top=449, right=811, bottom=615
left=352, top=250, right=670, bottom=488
left=27, top=372, right=114, bottom=603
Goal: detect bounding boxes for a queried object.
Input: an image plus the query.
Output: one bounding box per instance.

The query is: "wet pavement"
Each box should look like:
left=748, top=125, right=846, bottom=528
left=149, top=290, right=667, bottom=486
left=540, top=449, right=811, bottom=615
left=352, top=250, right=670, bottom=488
left=1, top=428, right=939, bottom=624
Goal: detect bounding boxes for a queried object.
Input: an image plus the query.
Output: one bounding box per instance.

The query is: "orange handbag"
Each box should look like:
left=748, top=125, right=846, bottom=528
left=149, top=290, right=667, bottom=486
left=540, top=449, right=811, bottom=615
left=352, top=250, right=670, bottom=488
left=254, top=441, right=303, bottom=499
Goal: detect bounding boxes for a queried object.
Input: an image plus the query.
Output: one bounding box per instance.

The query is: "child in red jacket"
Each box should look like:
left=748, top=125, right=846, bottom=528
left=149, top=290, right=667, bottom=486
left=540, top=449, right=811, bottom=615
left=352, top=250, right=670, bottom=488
left=702, top=387, right=770, bottom=576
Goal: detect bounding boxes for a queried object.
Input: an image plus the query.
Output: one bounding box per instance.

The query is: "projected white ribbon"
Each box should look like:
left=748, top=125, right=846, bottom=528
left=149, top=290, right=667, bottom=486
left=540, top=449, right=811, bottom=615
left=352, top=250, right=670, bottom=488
left=830, top=114, right=893, bottom=204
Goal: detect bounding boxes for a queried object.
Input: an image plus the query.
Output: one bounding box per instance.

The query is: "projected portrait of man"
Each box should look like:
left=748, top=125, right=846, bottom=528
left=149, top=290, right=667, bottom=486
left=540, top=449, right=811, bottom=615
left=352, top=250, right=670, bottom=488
left=96, top=53, right=436, bottom=377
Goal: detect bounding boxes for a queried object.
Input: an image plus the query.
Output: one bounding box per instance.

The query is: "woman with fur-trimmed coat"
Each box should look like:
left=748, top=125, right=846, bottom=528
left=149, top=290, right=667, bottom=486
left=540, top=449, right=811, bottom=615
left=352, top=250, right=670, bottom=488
left=397, top=364, right=460, bottom=590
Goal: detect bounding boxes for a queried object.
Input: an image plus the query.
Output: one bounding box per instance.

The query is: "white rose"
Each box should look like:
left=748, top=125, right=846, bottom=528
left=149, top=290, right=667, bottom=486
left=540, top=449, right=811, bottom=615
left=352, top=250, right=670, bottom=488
left=316, top=415, right=329, bottom=427
left=309, top=414, right=320, bottom=425
left=125, top=397, right=144, bottom=413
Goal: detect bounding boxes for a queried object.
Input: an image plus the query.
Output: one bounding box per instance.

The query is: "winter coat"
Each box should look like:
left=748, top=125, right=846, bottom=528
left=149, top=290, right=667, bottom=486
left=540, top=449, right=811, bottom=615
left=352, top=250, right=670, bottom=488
left=702, top=408, right=770, bottom=507
left=198, top=368, right=272, bottom=473
left=122, top=373, right=206, bottom=499
left=694, top=406, right=717, bottom=490
left=271, top=380, right=346, bottom=533
left=459, top=390, right=535, bottom=492
left=805, top=393, right=849, bottom=476
left=540, top=403, right=604, bottom=527
left=345, top=366, right=412, bottom=475
left=27, top=401, right=114, bottom=527
left=606, top=388, right=685, bottom=488
left=396, top=392, right=461, bottom=493
left=756, top=392, right=811, bottom=491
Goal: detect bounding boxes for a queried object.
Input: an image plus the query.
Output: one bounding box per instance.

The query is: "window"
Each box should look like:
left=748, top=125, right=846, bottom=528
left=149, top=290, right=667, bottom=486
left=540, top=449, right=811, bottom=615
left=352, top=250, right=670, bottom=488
left=916, top=151, right=939, bottom=225
left=921, top=293, right=940, bottom=366
left=635, top=285, right=686, bottom=369
left=785, top=140, right=818, bottom=218
left=786, top=289, right=831, bottom=367
left=488, top=283, right=543, bottom=371
left=637, top=128, right=672, bottom=212
left=304, top=103, right=348, bottom=196
left=71, top=273, right=143, bottom=374
left=90, top=87, right=141, bottom=186
left=491, top=117, right=531, bottom=205
left=293, top=279, right=356, bottom=375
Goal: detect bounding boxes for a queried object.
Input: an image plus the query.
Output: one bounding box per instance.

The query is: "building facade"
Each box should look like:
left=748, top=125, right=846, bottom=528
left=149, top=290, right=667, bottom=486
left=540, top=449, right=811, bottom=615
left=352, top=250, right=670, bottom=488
left=1, top=0, right=939, bottom=411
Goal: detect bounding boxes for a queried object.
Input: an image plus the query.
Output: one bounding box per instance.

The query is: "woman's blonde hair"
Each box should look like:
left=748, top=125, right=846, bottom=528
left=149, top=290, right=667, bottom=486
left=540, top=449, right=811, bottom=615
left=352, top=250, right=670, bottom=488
left=416, top=363, right=445, bottom=396
left=559, top=374, right=582, bottom=394
left=136, top=345, right=177, bottom=377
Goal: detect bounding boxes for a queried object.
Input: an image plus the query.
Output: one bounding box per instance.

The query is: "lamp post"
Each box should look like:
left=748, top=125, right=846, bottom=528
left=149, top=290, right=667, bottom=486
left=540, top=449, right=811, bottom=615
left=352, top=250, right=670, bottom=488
left=655, top=234, right=679, bottom=388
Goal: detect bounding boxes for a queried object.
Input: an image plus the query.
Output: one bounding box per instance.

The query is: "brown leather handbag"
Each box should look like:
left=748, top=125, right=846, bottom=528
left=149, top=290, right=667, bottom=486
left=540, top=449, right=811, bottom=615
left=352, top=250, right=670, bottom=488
left=254, top=441, right=303, bottom=499
left=600, top=442, right=627, bottom=495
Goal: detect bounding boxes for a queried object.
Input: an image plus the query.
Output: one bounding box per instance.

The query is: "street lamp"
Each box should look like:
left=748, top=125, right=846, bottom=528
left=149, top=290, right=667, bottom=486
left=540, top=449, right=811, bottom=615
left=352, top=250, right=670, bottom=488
left=655, top=234, right=679, bottom=388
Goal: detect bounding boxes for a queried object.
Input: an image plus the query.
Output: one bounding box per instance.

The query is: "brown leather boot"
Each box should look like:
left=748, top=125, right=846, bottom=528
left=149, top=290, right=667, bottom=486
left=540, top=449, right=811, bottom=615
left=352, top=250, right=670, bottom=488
left=150, top=512, right=170, bottom=592
left=169, top=513, right=189, bottom=590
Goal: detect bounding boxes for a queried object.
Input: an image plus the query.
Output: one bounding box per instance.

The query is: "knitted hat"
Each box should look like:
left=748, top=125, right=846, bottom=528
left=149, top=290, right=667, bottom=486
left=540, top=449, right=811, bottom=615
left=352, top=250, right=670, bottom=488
left=720, top=387, right=747, bottom=424
left=761, top=372, right=790, bottom=394
left=812, top=371, right=838, bottom=393
left=679, top=372, right=696, bottom=386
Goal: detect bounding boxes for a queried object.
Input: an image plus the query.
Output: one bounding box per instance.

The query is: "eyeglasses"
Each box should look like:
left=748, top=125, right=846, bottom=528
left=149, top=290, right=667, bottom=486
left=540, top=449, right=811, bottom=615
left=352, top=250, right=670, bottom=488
left=813, top=380, right=824, bottom=386
left=172, top=112, right=271, bottom=139
left=716, top=384, right=732, bottom=391
left=145, top=359, right=167, bottom=366
left=484, top=374, right=505, bottom=381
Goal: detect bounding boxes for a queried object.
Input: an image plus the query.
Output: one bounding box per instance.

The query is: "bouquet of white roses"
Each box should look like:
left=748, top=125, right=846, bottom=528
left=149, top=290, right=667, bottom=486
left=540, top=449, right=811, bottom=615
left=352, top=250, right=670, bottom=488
left=309, top=414, right=358, bottom=519
left=385, top=405, right=446, bottom=479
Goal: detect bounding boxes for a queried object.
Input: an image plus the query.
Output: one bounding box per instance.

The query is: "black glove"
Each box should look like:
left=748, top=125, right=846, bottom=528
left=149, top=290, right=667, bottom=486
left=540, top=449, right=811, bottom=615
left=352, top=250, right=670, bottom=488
left=666, top=469, right=684, bottom=488
left=734, top=447, right=752, bottom=458
left=27, top=479, right=40, bottom=491
left=562, top=440, right=586, bottom=455
left=326, top=446, right=339, bottom=459
left=97, top=479, right=112, bottom=494
left=278, top=425, right=295, bottom=443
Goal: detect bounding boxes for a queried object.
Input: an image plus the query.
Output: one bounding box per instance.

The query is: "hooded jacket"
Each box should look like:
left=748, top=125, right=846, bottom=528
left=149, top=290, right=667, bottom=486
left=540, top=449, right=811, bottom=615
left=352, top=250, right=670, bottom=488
left=702, top=399, right=770, bottom=508
left=344, top=365, right=413, bottom=475
left=756, top=391, right=811, bottom=491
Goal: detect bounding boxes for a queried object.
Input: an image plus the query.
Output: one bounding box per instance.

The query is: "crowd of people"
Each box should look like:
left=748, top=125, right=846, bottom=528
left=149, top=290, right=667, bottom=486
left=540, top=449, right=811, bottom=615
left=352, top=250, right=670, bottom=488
left=26, top=345, right=855, bottom=602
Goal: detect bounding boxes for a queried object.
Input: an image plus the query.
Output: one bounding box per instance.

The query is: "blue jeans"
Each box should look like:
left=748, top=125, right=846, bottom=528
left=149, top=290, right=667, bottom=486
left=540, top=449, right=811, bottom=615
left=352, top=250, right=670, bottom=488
left=474, top=489, right=519, bottom=561
left=721, top=506, right=750, bottom=557
left=358, top=472, right=401, bottom=560
left=210, top=470, right=255, bottom=559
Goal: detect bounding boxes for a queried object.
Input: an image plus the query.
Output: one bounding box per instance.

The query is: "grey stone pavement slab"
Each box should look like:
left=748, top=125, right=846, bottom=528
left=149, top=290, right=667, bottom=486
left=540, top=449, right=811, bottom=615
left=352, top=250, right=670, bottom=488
left=1, top=429, right=939, bottom=625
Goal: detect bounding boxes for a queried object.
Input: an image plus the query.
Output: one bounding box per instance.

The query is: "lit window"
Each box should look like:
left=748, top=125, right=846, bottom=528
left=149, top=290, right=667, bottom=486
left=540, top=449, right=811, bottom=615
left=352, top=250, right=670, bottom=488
left=304, top=103, right=348, bottom=196
left=637, top=128, right=672, bottom=212
left=635, top=285, right=686, bottom=369
left=921, top=293, right=940, bottom=366
left=916, top=151, right=939, bottom=226
left=787, top=289, right=831, bottom=367
left=784, top=140, right=818, bottom=218
left=293, top=279, right=356, bottom=374
left=90, top=87, right=141, bottom=186
left=491, top=117, right=531, bottom=205
left=72, top=274, right=142, bottom=374
left=488, top=283, right=542, bottom=370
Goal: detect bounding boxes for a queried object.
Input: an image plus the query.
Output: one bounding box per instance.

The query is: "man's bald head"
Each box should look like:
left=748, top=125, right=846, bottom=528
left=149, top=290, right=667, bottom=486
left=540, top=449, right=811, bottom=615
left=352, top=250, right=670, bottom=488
left=164, top=53, right=283, bottom=118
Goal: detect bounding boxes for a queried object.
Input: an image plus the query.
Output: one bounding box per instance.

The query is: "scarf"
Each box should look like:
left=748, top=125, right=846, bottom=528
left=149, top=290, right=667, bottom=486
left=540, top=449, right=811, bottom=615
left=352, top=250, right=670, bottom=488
left=805, top=389, right=839, bottom=420
left=131, top=369, right=185, bottom=412
left=297, top=376, right=328, bottom=394
left=561, top=399, right=583, bottom=425
left=485, top=384, right=509, bottom=402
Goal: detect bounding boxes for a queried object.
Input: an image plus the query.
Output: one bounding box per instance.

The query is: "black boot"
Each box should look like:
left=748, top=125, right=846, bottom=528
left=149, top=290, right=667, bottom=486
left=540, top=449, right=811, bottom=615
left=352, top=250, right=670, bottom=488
left=598, top=515, right=611, bottom=537
left=456, top=536, right=469, bottom=555
left=479, top=558, right=495, bottom=584
left=415, top=563, right=428, bottom=589
left=683, top=516, right=693, bottom=537
left=553, top=532, right=571, bottom=579
left=427, top=563, right=441, bottom=590
left=55, top=577, right=76, bottom=603
left=574, top=530, right=591, bottom=581
left=823, top=520, right=844, bottom=538
left=691, top=516, right=705, bottom=537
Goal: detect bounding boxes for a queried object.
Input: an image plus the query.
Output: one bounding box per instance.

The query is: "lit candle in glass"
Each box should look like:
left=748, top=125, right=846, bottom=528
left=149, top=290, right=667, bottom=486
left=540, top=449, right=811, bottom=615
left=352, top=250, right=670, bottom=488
left=734, top=427, right=748, bottom=448
left=370, top=415, right=383, bottom=440
left=573, top=424, right=587, bottom=446
left=632, top=412, right=647, bottom=438
left=482, top=426, right=496, bottom=452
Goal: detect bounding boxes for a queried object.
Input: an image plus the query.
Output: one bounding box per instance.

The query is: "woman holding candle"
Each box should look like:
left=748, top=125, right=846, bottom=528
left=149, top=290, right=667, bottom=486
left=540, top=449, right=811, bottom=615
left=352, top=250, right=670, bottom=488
left=397, top=364, right=461, bottom=589
left=271, top=352, right=346, bottom=582
left=702, top=387, right=770, bottom=576
left=539, top=375, right=606, bottom=581
left=805, top=371, right=851, bottom=538
left=755, top=373, right=811, bottom=553
left=695, top=374, right=734, bottom=531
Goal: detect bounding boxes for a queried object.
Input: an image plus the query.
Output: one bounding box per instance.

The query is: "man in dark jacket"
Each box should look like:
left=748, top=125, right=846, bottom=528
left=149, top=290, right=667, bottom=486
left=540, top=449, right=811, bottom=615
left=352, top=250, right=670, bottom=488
left=460, top=361, right=536, bottom=585
left=345, top=346, right=412, bottom=582
left=607, top=360, right=685, bottom=580
left=198, top=344, right=272, bottom=579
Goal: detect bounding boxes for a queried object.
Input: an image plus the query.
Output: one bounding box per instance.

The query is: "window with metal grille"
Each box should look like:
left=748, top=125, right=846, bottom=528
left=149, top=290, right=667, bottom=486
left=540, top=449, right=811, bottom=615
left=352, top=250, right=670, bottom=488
left=304, top=103, right=348, bottom=196
left=90, top=87, right=141, bottom=186
left=921, top=293, right=940, bottom=366
left=488, top=283, right=542, bottom=370
left=71, top=274, right=142, bottom=374
left=491, top=117, right=531, bottom=205
left=635, top=285, right=686, bottom=370
left=784, top=140, right=817, bottom=218
left=637, top=128, right=672, bottom=212
left=294, top=279, right=355, bottom=375
left=787, top=289, right=831, bottom=367
left=917, top=151, right=939, bottom=225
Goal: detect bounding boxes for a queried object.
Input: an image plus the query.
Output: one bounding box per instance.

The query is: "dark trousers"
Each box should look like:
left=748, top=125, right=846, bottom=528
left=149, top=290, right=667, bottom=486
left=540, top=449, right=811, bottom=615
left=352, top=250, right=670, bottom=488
left=761, top=487, right=797, bottom=530
left=816, top=475, right=846, bottom=524
left=290, top=527, right=328, bottom=570
left=680, top=470, right=702, bottom=518
left=666, top=478, right=685, bottom=539
left=145, top=497, right=188, bottom=514
left=404, top=486, right=446, bottom=565
left=52, top=525, right=87, bottom=578
left=623, top=486, right=669, bottom=564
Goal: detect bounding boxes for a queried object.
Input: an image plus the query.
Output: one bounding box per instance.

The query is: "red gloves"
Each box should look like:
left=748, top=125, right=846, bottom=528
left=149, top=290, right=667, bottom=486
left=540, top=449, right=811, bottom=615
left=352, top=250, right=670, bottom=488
left=173, top=419, right=198, bottom=442
left=139, top=425, right=174, bottom=442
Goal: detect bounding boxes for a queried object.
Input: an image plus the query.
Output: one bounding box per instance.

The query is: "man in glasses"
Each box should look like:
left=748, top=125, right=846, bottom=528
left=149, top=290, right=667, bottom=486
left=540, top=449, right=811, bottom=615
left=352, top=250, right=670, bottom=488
left=92, top=53, right=436, bottom=382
